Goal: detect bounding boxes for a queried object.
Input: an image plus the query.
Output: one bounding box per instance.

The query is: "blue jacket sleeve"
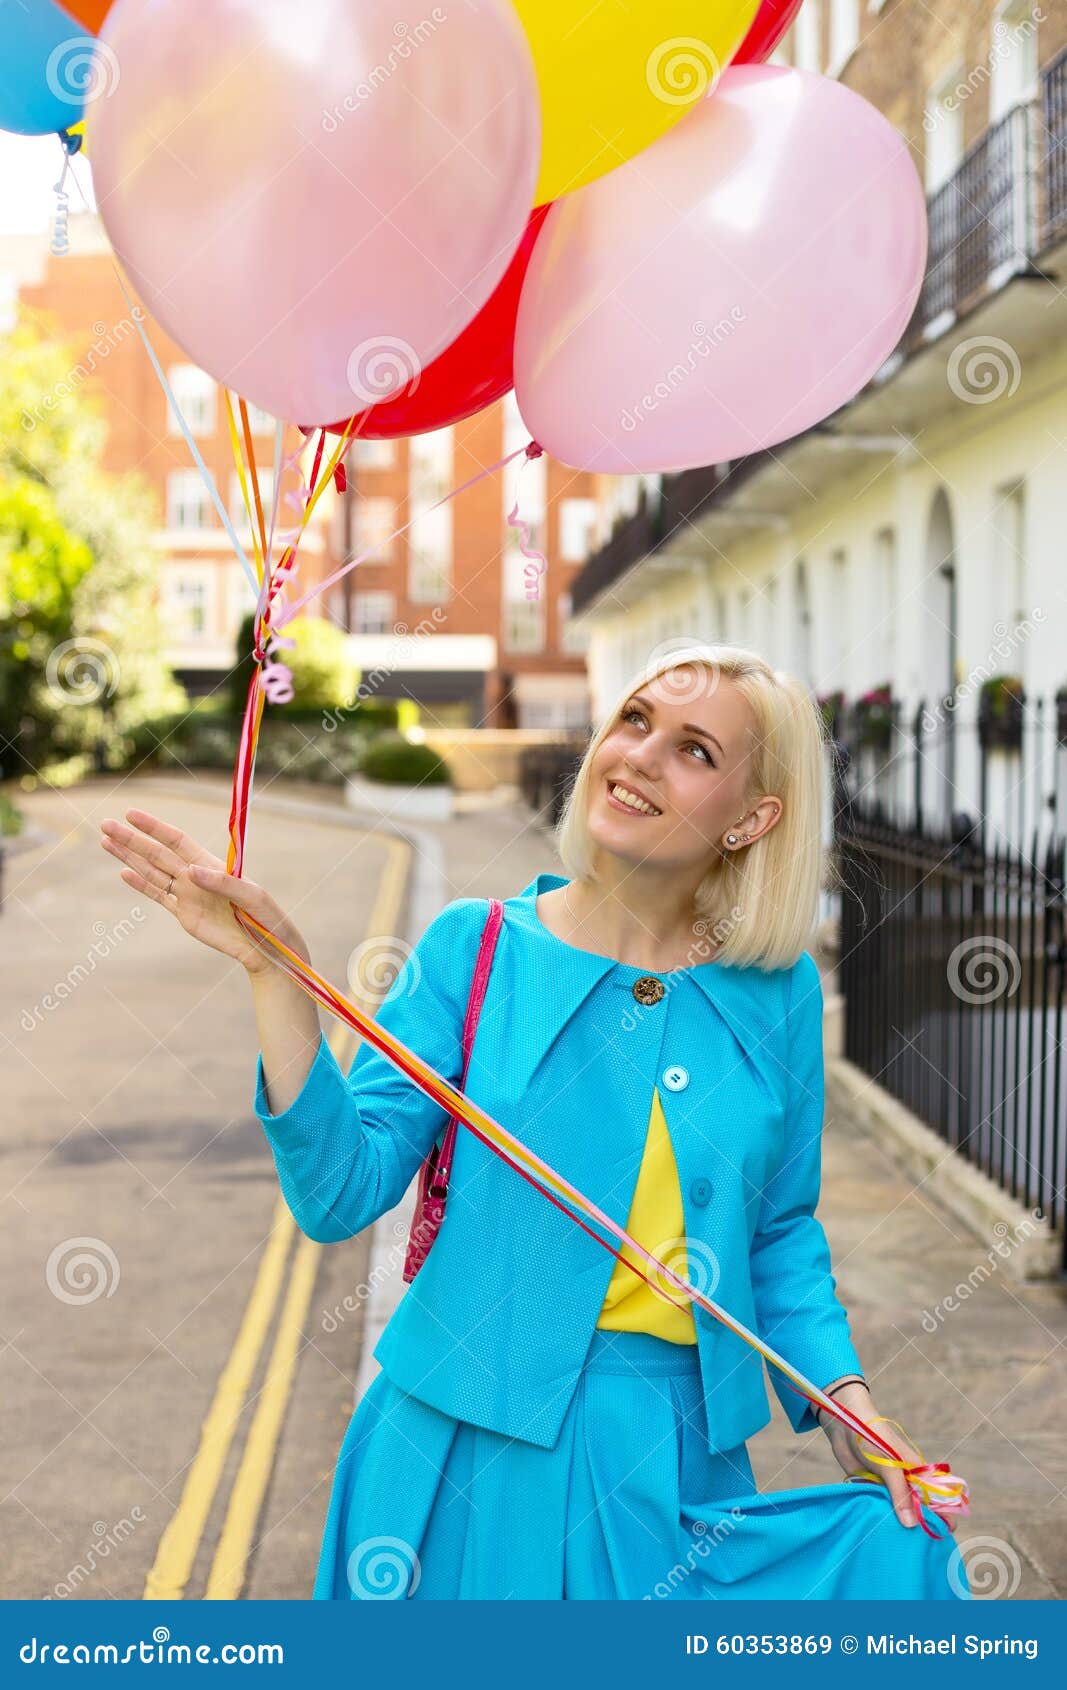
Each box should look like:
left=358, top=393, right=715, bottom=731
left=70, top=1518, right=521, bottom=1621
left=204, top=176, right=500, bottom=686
left=748, top=951, right=864, bottom=1433
left=252, top=900, right=477, bottom=1243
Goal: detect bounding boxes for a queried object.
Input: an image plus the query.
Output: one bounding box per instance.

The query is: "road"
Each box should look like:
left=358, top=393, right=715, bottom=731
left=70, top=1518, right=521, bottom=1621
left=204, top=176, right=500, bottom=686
left=1, top=771, right=399, bottom=1600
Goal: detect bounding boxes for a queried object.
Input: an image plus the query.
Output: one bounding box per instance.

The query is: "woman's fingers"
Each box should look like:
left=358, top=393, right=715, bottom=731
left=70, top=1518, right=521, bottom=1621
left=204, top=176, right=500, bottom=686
left=116, top=860, right=178, bottom=909
left=186, top=862, right=273, bottom=916
left=100, top=816, right=184, bottom=882
left=123, top=808, right=219, bottom=866
left=100, top=832, right=178, bottom=899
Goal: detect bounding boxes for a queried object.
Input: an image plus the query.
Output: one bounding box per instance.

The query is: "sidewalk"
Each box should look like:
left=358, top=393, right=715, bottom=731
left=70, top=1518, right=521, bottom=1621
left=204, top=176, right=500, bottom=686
left=349, top=786, right=1067, bottom=1601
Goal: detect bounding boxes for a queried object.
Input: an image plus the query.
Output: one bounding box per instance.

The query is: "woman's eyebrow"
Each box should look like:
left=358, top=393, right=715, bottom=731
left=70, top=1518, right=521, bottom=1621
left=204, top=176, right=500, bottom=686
left=628, top=694, right=726, bottom=758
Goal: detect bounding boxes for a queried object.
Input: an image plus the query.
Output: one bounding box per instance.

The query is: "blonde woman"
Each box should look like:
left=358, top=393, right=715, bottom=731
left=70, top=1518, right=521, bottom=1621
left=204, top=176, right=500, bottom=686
left=100, top=644, right=966, bottom=1600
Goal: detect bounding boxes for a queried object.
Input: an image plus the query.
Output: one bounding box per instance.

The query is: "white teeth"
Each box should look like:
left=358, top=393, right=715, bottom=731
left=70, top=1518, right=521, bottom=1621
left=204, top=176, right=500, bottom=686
left=610, top=783, right=661, bottom=816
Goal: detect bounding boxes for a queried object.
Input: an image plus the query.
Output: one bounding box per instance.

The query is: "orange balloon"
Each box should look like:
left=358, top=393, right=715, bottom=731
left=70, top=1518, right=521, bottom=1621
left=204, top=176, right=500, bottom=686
left=59, top=0, right=115, bottom=31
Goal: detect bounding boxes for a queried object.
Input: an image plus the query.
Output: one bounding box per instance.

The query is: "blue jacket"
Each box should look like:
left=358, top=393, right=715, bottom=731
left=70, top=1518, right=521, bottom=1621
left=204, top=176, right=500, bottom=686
left=254, top=871, right=863, bottom=1454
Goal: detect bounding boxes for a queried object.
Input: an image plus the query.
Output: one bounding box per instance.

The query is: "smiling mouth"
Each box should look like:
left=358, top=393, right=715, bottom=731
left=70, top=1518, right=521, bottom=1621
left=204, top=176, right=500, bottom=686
left=604, top=779, right=663, bottom=817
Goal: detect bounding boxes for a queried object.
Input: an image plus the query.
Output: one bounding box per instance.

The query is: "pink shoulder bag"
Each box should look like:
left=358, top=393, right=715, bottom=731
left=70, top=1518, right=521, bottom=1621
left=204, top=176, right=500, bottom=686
left=401, top=898, right=504, bottom=1283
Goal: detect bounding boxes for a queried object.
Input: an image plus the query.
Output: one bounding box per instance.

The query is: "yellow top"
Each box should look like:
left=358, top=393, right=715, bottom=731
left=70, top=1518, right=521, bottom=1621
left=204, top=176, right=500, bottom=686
left=595, top=1086, right=697, bottom=1345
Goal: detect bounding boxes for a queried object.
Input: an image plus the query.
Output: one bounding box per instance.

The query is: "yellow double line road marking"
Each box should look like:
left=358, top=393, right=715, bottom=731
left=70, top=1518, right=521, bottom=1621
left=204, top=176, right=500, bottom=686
left=143, top=837, right=411, bottom=1600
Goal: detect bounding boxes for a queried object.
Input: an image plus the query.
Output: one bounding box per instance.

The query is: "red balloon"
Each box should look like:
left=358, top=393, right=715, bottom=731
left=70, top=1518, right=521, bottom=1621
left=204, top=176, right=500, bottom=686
left=733, top=0, right=804, bottom=64
left=58, top=0, right=114, bottom=30
left=324, top=203, right=551, bottom=440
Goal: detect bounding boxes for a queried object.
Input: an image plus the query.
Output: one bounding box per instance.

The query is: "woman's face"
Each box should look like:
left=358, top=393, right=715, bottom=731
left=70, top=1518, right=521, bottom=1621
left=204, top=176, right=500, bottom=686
left=587, top=666, right=771, bottom=873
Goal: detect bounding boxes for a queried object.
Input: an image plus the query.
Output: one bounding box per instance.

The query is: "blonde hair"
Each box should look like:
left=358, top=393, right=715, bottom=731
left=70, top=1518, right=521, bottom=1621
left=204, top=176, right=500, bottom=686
left=553, top=642, right=828, bottom=971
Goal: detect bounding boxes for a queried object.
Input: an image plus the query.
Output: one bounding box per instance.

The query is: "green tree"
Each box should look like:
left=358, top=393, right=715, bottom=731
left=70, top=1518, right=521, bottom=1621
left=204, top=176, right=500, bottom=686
left=0, top=310, right=187, bottom=778
left=229, top=608, right=358, bottom=714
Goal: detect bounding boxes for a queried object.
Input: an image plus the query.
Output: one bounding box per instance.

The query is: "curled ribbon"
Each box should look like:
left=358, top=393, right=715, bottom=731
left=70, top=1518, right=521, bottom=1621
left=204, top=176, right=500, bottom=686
left=506, top=440, right=548, bottom=602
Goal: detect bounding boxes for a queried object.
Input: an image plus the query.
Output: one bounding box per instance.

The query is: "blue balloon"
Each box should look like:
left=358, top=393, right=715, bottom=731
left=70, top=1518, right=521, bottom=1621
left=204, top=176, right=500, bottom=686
left=0, top=0, right=99, bottom=136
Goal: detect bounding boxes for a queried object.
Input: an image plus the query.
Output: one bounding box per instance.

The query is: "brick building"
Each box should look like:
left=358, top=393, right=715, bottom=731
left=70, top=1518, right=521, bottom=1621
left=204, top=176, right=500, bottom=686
left=2, top=213, right=594, bottom=729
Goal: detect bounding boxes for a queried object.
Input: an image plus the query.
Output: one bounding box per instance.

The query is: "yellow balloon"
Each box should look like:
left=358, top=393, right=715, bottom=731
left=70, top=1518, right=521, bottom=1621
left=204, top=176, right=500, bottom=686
left=511, top=0, right=762, bottom=205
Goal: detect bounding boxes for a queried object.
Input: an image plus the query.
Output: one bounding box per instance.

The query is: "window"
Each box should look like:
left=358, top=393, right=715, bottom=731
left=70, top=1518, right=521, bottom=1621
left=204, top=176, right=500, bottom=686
left=873, top=529, right=897, bottom=684
left=164, top=569, right=212, bottom=639
left=992, top=481, right=1027, bottom=640
left=762, top=574, right=779, bottom=659
left=243, top=402, right=275, bottom=434
left=557, top=498, right=597, bottom=563
left=229, top=469, right=275, bottom=537
left=408, top=503, right=451, bottom=602
left=167, top=469, right=213, bottom=531
left=353, top=496, right=397, bottom=560
left=167, top=365, right=216, bottom=437
left=829, top=0, right=859, bottom=73
left=924, top=65, right=965, bottom=192
left=354, top=590, right=396, bottom=634
left=352, top=438, right=396, bottom=469
left=520, top=697, right=591, bottom=730
left=990, top=1, right=1039, bottom=122
left=503, top=597, right=545, bottom=653
left=409, top=427, right=453, bottom=503
left=793, top=0, right=822, bottom=72
left=829, top=548, right=849, bottom=683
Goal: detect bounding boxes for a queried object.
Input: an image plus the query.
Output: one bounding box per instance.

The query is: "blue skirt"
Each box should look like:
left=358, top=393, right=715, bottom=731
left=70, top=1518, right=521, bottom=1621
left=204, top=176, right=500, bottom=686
left=313, top=1328, right=970, bottom=1600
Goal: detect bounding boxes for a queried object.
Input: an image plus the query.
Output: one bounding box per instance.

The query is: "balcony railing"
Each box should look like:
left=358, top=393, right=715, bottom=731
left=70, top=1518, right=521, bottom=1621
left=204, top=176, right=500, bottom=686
left=905, top=103, right=1036, bottom=345
left=570, top=457, right=768, bottom=616
left=1043, top=45, right=1067, bottom=245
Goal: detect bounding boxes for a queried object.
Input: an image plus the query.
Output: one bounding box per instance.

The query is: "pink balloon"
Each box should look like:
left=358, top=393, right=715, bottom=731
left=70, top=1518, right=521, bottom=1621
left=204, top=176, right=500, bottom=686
left=514, top=65, right=928, bottom=473
left=87, top=0, right=540, bottom=424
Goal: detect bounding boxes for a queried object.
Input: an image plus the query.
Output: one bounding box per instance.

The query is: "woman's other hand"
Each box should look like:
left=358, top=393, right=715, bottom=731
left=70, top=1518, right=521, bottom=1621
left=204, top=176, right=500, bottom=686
left=817, top=1381, right=957, bottom=1534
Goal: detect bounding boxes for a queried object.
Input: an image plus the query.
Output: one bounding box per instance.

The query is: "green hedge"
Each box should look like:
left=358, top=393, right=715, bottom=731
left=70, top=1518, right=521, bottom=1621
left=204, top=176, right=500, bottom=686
left=359, top=734, right=451, bottom=786
left=117, top=699, right=400, bottom=784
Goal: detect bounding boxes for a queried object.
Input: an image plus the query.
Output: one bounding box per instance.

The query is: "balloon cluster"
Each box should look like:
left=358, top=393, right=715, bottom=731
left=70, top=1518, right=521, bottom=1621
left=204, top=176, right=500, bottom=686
left=5, top=0, right=927, bottom=469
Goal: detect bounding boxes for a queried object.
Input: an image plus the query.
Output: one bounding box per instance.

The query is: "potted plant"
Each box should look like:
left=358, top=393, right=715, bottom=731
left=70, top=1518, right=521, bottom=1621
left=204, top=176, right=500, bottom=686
left=851, top=684, right=895, bottom=753
left=816, top=690, right=846, bottom=740
left=978, top=674, right=1025, bottom=753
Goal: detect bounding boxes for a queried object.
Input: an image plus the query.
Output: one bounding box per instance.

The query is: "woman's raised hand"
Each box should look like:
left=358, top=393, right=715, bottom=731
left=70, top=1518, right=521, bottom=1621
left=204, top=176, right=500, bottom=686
left=99, top=807, right=310, bottom=979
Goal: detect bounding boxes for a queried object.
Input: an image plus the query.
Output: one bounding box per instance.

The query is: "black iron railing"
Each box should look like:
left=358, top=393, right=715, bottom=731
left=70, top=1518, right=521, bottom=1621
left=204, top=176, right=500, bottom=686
left=1043, top=45, right=1067, bottom=245
left=836, top=797, right=1066, bottom=1266
left=831, top=690, right=1067, bottom=860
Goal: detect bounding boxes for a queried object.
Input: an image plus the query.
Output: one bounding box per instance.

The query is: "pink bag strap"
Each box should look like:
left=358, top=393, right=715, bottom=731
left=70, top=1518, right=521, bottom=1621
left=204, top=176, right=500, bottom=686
left=429, top=897, right=504, bottom=1193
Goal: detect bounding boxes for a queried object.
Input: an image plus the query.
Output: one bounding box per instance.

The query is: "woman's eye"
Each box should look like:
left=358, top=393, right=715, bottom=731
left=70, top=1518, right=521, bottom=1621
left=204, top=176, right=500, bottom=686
left=620, top=709, right=715, bottom=767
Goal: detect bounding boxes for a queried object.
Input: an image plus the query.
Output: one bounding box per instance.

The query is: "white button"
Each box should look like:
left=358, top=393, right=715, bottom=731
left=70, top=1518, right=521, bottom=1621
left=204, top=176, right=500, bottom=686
left=662, top=1065, right=689, bottom=1092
